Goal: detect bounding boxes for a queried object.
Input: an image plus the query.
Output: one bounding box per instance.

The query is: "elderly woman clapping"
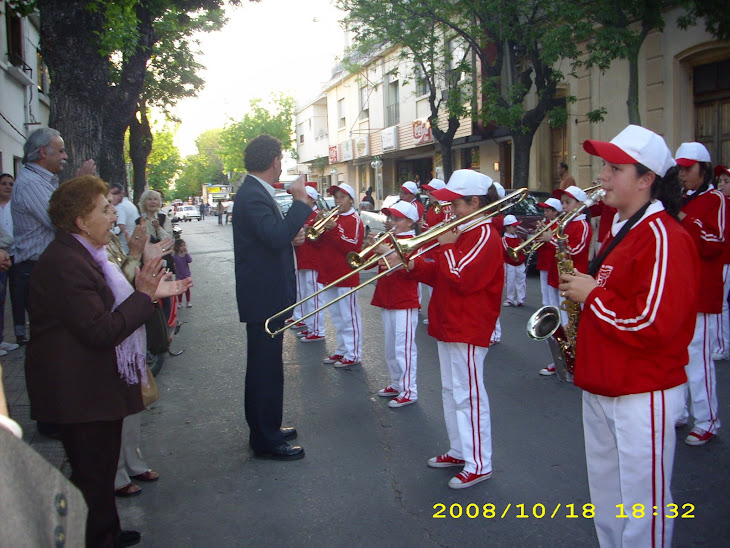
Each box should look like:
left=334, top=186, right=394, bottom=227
left=24, top=176, right=190, bottom=547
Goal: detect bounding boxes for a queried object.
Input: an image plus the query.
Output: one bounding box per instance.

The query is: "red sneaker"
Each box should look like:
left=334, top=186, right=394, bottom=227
left=539, top=364, right=556, bottom=376
left=293, top=322, right=307, bottom=328
left=388, top=396, right=416, bottom=408
left=685, top=427, right=715, bottom=446
left=333, top=358, right=360, bottom=368
left=296, top=330, right=310, bottom=338
left=427, top=453, right=465, bottom=468
left=323, top=354, right=343, bottom=364
left=300, top=334, right=325, bottom=343
left=448, top=470, right=492, bottom=489
left=377, top=386, right=399, bottom=397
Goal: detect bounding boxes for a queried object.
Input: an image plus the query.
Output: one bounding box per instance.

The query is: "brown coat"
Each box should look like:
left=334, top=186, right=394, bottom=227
left=25, top=232, right=154, bottom=423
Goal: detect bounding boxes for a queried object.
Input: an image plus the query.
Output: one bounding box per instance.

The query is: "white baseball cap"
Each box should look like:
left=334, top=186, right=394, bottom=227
left=305, top=186, right=320, bottom=200
left=675, top=142, right=712, bottom=167
left=583, top=124, right=676, bottom=177
left=431, top=169, right=493, bottom=201
left=401, top=181, right=419, bottom=195
left=493, top=181, right=506, bottom=198
left=503, top=214, right=520, bottom=226
left=537, top=197, right=563, bottom=212
left=554, top=185, right=588, bottom=203
left=382, top=200, right=419, bottom=223
left=328, top=183, right=355, bottom=200
left=421, top=179, right=445, bottom=192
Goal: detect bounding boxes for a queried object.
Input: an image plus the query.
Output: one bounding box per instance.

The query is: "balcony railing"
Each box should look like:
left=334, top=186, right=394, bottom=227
left=386, top=103, right=400, bottom=126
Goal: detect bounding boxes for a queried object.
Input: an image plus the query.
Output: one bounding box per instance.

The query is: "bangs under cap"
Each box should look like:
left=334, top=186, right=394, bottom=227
left=583, top=124, right=676, bottom=177
left=675, top=142, right=711, bottom=167
left=382, top=200, right=419, bottom=223
left=554, top=185, right=588, bottom=203
left=431, top=169, right=493, bottom=201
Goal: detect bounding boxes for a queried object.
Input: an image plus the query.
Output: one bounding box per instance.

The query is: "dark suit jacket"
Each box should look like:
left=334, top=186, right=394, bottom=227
left=233, top=175, right=311, bottom=322
left=0, top=426, right=87, bottom=547
left=25, top=232, right=154, bottom=423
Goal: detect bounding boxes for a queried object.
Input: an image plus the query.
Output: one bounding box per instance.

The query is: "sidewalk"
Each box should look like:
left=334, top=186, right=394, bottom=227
left=2, top=308, right=67, bottom=471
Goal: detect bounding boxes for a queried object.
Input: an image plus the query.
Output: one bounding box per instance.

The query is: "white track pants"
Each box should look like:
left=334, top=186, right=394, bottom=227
left=504, top=263, right=526, bottom=304
left=437, top=341, right=492, bottom=475
left=296, top=269, right=325, bottom=336
left=712, top=264, right=730, bottom=358
left=382, top=308, right=418, bottom=399
left=583, top=385, right=684, bottom=548
left=324, top=286, right=362, bottom=362
left=684, top=313, right=721, bottom=433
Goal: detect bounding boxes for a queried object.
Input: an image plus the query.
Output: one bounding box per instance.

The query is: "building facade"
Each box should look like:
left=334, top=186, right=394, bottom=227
left=0, top=2, right=50, bottom=176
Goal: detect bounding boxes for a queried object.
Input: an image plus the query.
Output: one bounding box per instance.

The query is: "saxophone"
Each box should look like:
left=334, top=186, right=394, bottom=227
left=526, top=188, right=605, bottom=382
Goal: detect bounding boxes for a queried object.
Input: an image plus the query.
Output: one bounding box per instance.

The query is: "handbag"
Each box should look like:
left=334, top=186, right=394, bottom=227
left=141, top=365, right=159, bottom=406
left=145, top=303, right=170, bottom=355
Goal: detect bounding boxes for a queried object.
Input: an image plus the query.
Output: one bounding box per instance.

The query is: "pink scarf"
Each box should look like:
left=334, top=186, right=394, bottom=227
left=73, top=234, right=147, bottom=385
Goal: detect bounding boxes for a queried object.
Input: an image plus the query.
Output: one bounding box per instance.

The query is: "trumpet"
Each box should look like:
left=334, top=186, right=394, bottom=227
left=305, top=208, right=339, bottom=241
left=432, top=201, right=451, bottom=215
left=265, top=187, right=529, bottom=337
left=347, top=227, right=397, bottom=269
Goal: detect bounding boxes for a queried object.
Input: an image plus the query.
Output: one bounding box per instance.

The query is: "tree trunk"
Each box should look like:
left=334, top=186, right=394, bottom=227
left=627, top=47, right=641, bottom=125
left=511, top=131, right=536, bottom=188
left=431, top=115, right=460, bottom=182
left=38, top=0, right=107, bottom=182
left=129, top=104, right=153, bottom=201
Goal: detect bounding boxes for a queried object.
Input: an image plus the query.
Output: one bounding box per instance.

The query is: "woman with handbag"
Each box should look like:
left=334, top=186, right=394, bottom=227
left=25, top=176, right=190, bottom=548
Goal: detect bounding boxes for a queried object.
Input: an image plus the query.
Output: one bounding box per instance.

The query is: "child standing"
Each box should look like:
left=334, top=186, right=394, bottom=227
left=172, top=239, right=193, bottom=308
left=501, top=214, right=526, bottom=306
left=371, top=200, right=421, bottom=408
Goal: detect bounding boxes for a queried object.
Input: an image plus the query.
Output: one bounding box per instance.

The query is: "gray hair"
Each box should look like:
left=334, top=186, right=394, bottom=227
left=23, top=128, right=61, bottom=164
left=138, top=189, right=162, bottom=212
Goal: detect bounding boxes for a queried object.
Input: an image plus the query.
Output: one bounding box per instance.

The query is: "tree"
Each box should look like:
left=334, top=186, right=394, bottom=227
left=146, top=125, right=182, bottom=191
left=339, top=3, right=470, bottom=181
left=8, top=0, right=247, bottom=186
left=218, top=94, right=296, bottom=177
left=174, top=129, right=227, bottom=200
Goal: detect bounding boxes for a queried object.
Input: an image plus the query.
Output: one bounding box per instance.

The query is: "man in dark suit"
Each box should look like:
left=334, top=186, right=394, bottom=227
left=233, top=135, right=311, bottom=460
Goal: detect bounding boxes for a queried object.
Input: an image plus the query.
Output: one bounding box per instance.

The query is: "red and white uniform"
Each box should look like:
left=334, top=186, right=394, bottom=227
left=575, top=203, right=698, bottom=548
left=548, top=214, right=592, bottom=323
left=589, top=201, right=618, bottom=252
left=422, top=203, right=447, bottom=231
left=410, top=218, right=503, bottom=475
left=680, top=187, right=725, bottom=434
left=371, top=231, right=420, bottom=400
left=295, top=207, right=325, bottom=336
left=713, top=194, right=730, bottom=359
left=408, top=197, right=425, bottom=224
left=502, top=233, right=526, bottom=305
left=315, top=208, right=364, bottom=362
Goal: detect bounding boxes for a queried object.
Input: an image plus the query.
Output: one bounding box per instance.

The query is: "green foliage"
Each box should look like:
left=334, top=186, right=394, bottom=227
left=174, top=129, right=227, bottom=200
left=218, top=94, right=296, bottom=176
left=146, top=126, right=182, bottom=190
left=678, top=0, right=730, bottom=40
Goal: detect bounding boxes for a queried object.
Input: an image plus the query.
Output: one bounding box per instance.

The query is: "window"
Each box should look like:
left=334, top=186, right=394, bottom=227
left=298, top=122, right=305, bottom=144
left=385, top=73, right=399, bottom=126
left=338, top=98, right=346, bottom=129
left=416, top=69, right=430, bottom=97
left=447, top=38, right=468, bottom=87
left=37, top=49, right=50, bottom=95
left=359, top=85, right=369, bottom=120
left=6, top=10, right=23, bottom=66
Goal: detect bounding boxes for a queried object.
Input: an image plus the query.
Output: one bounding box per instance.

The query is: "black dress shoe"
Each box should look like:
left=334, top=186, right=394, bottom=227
left=281, top=427, right=297, bottom=441
left=254, top=443, right=305, bottom=461
left=118, top=530, right=141, bottom=547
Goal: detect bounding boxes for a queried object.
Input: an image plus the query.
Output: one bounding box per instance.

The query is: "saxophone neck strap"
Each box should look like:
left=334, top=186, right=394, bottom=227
left=588, top=200, right=651, bottom=277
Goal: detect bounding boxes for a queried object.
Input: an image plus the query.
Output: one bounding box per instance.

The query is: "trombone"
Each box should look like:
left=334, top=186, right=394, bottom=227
left=506, top=182, right=602, bottom=261
left=432, top=201, right=451, bottom=215
left=305, top=208, right=340, bottom=241
left=264, top=187, right=529, bottom=337
left=347, top=227, right=397, bottom=269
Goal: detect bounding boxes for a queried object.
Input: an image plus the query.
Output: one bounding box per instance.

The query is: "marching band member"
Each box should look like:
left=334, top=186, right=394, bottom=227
left=535, top=198, right=563, bottom=376
left=675, top=142, right=725, bottom=445
left=419, top=179, right=447, bottom=325
left=316, top=183, right=364, bottom=367
left=371, top=200, right=420, bottom=408
left=399, top=181, right=425, bottom=227
left=712, top=164, right=730, bottom=361
left=560, top=125, right=698, bottom=548
left=294, top=186, right=326, bottom=343
left=537, top=186, right=593, bottom=376
left=502, top=214, right=526, bottom=307
left=403, top=169, right=503, bottom=489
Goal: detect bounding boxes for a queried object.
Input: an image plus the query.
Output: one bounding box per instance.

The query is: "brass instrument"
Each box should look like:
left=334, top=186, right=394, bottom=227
left=265, top=188, right=529, bottom=337
left=305, top=208, right=340, bottom=241
left=506, top=183, right=602, bottom=262
left=432, top=201, right=451, bottom=215
left=347, top=228, right=397, bottom=269
left=526, top=187, right=606, bottom=382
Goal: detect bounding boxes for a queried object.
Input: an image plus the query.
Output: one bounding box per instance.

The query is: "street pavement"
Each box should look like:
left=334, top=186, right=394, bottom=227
left=5, top=215, right=730, bottom=547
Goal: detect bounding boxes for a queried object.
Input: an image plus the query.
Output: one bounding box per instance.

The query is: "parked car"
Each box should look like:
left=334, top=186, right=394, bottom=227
left=359, top=194, right=402, bottom=236
left=178, top=204, right=201, bottom=221
left=275, top=193, right=335, bottom=215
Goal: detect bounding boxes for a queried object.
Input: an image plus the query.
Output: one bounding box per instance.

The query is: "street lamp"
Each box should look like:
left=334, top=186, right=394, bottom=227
left=371, top=157, right=383, bottom=201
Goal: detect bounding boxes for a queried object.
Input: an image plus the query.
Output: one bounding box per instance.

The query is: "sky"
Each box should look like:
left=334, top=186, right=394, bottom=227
left=172, top=0, right=347, bottom=157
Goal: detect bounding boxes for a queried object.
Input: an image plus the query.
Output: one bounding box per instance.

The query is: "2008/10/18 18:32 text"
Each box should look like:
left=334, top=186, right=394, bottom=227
left=432, top=502, right=695, bottom=519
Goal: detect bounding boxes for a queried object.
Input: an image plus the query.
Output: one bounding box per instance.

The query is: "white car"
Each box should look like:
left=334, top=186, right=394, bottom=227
left=178, top=205, right=201, bottom=222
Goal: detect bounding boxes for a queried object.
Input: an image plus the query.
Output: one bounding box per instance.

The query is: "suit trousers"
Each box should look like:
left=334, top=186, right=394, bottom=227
left=8, top=258, right=34, bottom=338
left=245, top=322, right=285, bottom=451
left=58, top=420, right=123, bottom=548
